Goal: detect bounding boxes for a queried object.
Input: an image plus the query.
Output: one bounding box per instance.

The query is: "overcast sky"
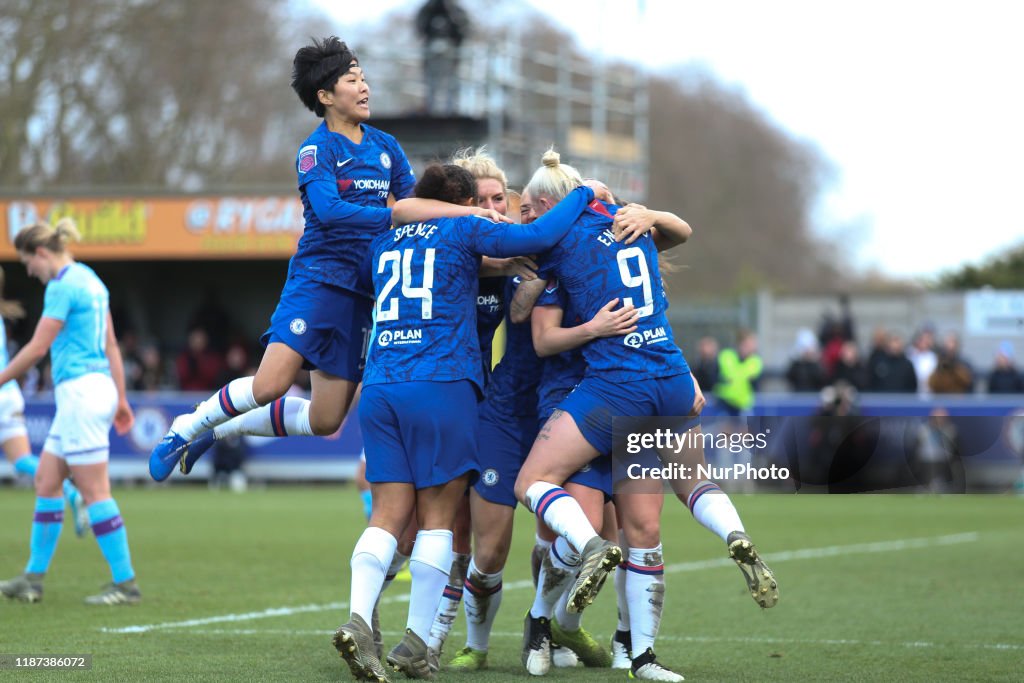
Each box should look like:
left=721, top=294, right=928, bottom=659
left=310, top=0, right=1024, bottom=279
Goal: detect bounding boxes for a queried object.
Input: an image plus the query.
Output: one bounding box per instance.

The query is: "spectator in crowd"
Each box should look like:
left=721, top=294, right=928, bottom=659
left=817, top=295, right=856, bottom=377
left=120, top=330, right=146, bottom=391
left=869, top=334, right=917, bottom=393
left=416, top=0, right=469, bottom=114
left=786, top=328, right=826, bottom=392
left=189, top=290, right=232, bottom=352
left=831, top=340, right=868, bottom=391
left=714, top=329, right=762, bottom=415
left=866, top=327, right=889, bottom=386
left=134, top=343, right=166, bottom=391
left=929, top=332, right=974, bottom=394
left=691, top=335, right=720, bottom=397
left=907, top=326, right=937, bottom=394
left=987, top=341, right=1024, bottom=394
left=176, top=326, right=225, bottom=391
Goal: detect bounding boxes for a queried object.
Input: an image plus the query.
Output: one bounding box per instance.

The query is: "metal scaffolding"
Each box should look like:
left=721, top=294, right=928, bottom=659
left=357, top=25, right=649, bottom=201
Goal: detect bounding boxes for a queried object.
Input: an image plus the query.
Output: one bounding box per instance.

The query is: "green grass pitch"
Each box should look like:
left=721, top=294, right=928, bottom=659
left=1, top=487, right=1021, bottom=682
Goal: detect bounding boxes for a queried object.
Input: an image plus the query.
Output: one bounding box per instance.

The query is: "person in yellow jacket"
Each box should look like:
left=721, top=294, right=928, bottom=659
left=714, top=329, right=762, bottom=416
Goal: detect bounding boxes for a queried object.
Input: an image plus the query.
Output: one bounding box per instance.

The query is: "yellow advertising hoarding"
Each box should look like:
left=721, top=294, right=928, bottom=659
left=0, top=196, right=305, bottom=260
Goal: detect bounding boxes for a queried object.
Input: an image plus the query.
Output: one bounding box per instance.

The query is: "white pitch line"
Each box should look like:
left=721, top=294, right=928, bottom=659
left=100, top=532, right=979, bottom=635
left=175, top=628, right=1024, bottom=653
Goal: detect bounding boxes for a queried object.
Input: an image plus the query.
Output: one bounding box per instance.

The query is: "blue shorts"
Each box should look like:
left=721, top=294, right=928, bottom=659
left=559, top=373, right=696, bottom=456
left=566, top=453, right=613, bottom=500
left=473, top=405, right=539, bottom=508
left=361, top=380, right=479, bottom=489
left=535, top=410, right=611, bottom=499
left=261, top=274, right=371, bottom=382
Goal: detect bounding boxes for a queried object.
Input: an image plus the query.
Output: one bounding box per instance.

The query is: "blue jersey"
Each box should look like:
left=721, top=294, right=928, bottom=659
left=540, top=201, right=689, bottom=382
left=535, top=282, right=586, bottom=419
left=476, top=277, right=506, bottom=387
left=483, top=277, right=545, bottom=417
left=41, top=263, right=111, bottom=386
left=293, top=122, right=416, bottom=297
left=363, top=186, right=594, bottom=392
left=0, top=321, right=19, bottom=395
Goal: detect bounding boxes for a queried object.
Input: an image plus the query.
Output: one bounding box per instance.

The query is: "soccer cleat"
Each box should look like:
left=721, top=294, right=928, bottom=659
left=426, top=648, right=440, bottom=676
left=0, top=574, right=43, bottom=603
left=84, top=580, right=142, bottom=605
left=386, top=628, right=434, bottom=679
left=521, top=612, right=552, bottom=676
left=566, top=537, right=621, bottom=614
left=180, top=430, right=217, bottom=475
left=611, top=629, right=633, bottom=669
left=68, top=489, right=90, bottom=538
left=551, top=618, right=610, bottom=667
left=148, top=431, right=189, bottom=481
left=551, top=643, right=579, bottom=668
left=727, top=531, right=779, bottom=609
left=629, top=648, right=684, bottom=682
left=333, top=613, right=390, bottom=683
left=447, top=646, right=488, bottom=671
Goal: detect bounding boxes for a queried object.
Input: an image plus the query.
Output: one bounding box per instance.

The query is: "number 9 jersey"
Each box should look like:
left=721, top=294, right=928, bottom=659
left=539, top=200, right=690, bottom=382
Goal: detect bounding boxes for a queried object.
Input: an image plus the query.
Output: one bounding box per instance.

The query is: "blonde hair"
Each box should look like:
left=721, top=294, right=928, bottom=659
left=14, top=217, right=81, bottom=255
left=524, top=148, right=583, bottom=204
left=0, top=266, right=25, bottom=321
left=450, top=146, right=508, bottom=190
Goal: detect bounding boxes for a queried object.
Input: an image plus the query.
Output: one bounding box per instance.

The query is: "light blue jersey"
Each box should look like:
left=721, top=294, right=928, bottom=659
left=42, top=263, right=110, bottom=386
left=0, top=322, right=19, bottom=395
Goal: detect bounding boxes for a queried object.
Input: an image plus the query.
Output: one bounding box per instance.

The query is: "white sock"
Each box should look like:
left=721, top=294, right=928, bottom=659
left=530, top=537, right=579, bottom=619
left=407, top=529, right=453, bottom=642
left=175, top=377, right=260, bottom=440
left=428, top=552, right=470, bottom=652
left=554, top=584, right=582, bottom=631
left=213, top=397, right=314, bottom=439
left=687, top=481, right=744, bottom=542
left=525, top=482, right=599, bottom=552
left=615, top=529, right=631, bottom=632
left=350, top=527, right=398, bottom=625
left=626, top=545, right=665, bottom=655
left=464, top=558, right=503, bottom=652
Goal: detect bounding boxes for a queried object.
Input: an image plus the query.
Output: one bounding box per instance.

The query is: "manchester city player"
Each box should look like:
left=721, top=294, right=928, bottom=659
left=0, top=219, right=138, bottom=605
left=0, top=267, right=89, bottom=539
left=149, top=37, right=468, bottom=480
left=332, top=165, right=595, bottom=682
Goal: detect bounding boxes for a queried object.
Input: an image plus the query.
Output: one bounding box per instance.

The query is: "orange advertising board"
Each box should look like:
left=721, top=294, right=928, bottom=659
left=0, top=196, right=306, bottom=260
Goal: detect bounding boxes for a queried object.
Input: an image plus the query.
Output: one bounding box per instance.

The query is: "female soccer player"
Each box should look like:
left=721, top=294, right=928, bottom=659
left=513, top=150, right=777, bottom=681
left=0, top=219, right=138, bottom=605
left=332, top=164, right=595, bottom=682
left=518, top=180, right=702, bottom=678
left=149, top=37, right=485, bottom=480
left=0, top=268, right=89, bottom=538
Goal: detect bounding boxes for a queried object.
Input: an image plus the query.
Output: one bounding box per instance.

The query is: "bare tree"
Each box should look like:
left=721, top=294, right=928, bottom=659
left=0, top=0, right=317, bottom=191
left=649, top=66, right=842, bottom=297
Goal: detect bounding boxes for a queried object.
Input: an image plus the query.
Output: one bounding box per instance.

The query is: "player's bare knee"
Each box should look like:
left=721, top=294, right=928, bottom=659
left=622, top=519, right=661, bottom=549
left=472, top=543, right=508, bottom=574
left=33, top=474, right=61, bottom=499
left=308, top=413, right=342, bottom=436
left=251, top=377, right=288, bottom=406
